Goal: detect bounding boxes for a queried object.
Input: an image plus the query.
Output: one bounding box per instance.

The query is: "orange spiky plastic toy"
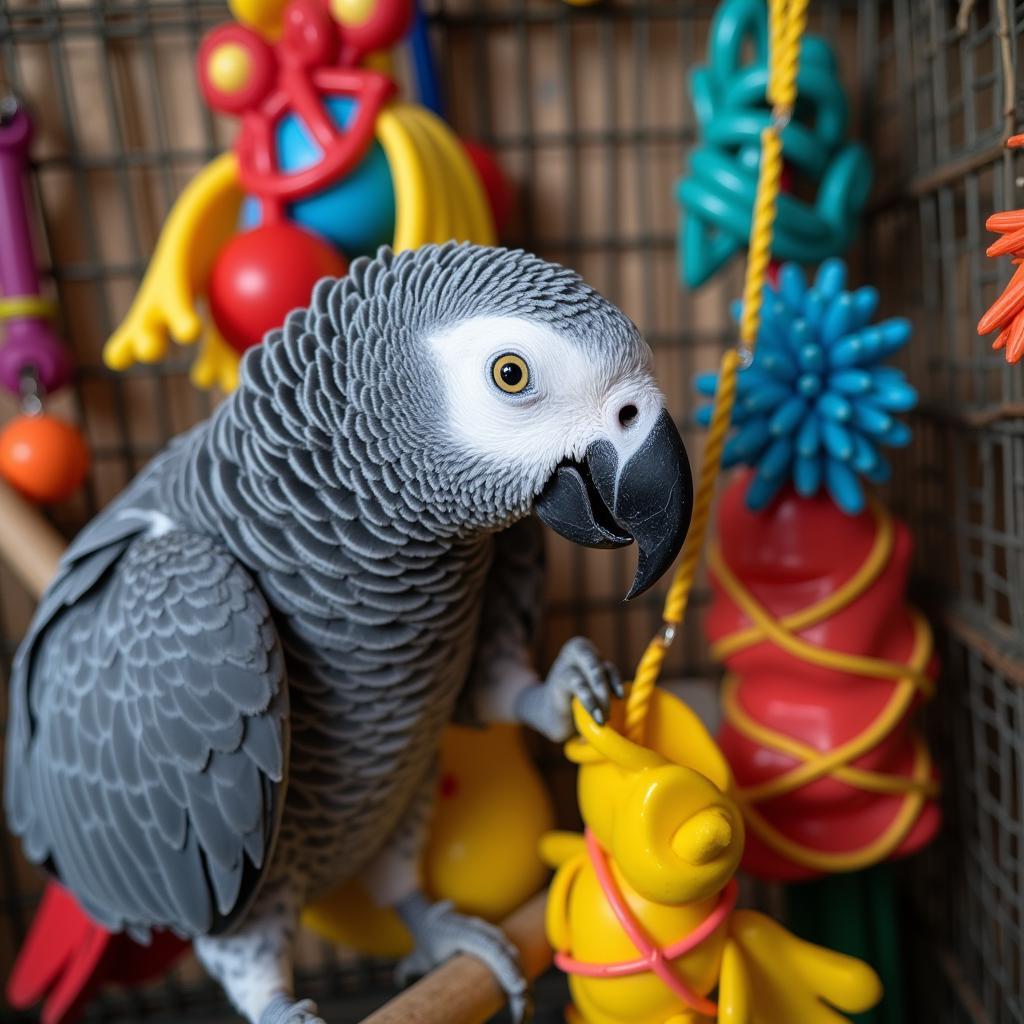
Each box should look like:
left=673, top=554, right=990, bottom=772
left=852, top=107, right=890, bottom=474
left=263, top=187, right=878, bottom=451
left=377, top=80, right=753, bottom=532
left=978, top=134, right=1024, bottom=363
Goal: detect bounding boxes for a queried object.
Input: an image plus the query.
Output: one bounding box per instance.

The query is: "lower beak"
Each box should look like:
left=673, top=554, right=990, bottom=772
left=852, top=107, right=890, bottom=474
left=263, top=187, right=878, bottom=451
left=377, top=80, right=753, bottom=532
left=535, top=409, right=693, bottom=599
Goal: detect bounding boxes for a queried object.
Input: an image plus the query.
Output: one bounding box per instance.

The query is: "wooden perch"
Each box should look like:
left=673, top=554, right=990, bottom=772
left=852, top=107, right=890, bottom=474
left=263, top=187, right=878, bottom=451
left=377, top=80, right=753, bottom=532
left=359, top=893, right=551, bottom=1024
left=0, top=477, right=64, bottom=598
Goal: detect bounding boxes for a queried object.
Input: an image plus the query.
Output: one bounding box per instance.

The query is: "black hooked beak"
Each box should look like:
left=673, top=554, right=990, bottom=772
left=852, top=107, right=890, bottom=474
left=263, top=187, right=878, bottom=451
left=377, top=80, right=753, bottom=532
left=534, top=409, right=693, bottom=599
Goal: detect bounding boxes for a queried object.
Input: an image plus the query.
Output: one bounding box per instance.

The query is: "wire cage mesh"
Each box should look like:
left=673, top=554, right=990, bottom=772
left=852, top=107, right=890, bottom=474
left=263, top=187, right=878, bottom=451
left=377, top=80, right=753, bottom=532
left=0, top=0, right=1021, bottom=1021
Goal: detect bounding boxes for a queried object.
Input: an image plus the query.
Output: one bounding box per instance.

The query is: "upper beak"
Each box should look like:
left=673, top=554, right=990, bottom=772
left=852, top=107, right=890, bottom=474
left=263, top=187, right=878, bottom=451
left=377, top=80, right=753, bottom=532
left=534, top=409, right=693, bottom=599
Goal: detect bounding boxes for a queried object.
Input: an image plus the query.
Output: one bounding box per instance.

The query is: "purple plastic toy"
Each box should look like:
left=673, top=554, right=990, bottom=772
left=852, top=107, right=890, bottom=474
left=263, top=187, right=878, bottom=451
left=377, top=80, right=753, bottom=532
left=0, top=95, right=73, bottom=396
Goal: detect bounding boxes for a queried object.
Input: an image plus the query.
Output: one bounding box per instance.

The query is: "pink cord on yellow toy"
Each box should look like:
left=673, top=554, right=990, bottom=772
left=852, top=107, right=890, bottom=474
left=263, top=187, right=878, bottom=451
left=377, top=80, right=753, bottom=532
left=554, top=830, right=738, bottom=1017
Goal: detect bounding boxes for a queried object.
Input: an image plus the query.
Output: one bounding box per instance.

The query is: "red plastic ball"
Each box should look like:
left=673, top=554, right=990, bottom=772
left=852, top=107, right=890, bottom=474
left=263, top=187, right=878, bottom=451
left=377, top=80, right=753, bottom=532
left=0, top=414, right=90, bottom=503
left=209, top=222, right=348, bottom=354
left=462, top=140, right=514, bottom=235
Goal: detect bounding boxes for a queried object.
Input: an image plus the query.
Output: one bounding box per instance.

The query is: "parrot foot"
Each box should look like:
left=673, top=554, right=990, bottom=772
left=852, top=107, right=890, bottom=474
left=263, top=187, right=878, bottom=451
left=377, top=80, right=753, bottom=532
left=516, top=636, right=623, bottom=742
left=395, top=894, right=532, bottom=1023
left=258, top=996, right=325, bottom=1024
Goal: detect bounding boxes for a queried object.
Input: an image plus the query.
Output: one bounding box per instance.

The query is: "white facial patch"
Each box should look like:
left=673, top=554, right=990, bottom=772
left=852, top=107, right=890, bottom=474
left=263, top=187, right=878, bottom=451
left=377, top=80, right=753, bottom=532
left=426, top=315, right=665, bottom=477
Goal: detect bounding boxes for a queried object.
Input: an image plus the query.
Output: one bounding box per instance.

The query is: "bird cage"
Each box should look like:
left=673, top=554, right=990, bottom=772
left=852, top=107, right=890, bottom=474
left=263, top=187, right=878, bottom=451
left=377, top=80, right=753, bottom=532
left=0, top=0, right=1020, bottom=1021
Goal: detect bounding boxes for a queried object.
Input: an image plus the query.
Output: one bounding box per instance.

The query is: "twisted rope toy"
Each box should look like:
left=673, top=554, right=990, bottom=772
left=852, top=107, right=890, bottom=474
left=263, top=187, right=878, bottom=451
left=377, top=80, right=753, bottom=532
left=677, top=0, right=869, bottom=287
left=625, top=0, right=809, bottom=744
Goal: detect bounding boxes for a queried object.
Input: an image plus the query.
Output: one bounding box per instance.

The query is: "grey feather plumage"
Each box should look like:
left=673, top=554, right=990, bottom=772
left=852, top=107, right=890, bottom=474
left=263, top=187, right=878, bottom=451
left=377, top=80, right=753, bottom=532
left=6, top=243, right=633, bottom=946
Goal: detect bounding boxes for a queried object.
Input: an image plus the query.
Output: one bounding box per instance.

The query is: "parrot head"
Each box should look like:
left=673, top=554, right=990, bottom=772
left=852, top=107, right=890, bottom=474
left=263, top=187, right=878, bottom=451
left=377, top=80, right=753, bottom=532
left=268, top=243, right=692, bottom=599
left=417, top=245, right=693, bottom=599
left=432, top=313, right=692, bottom=599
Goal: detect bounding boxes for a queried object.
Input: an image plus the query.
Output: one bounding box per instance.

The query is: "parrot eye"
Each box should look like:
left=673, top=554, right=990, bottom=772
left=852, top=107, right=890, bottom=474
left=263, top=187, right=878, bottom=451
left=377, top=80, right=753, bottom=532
left=491, top=354, right=530, bottom=394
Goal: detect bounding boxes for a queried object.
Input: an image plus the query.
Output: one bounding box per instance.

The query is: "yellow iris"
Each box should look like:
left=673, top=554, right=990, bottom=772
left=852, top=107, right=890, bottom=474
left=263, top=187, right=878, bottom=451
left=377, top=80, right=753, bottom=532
left=492, top=354, right=529, bottom=394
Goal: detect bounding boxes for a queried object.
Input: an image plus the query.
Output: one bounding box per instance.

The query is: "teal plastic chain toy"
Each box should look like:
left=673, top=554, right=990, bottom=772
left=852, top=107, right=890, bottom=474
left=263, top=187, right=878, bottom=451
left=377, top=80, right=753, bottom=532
left=677, top=0, right=873, bottom=287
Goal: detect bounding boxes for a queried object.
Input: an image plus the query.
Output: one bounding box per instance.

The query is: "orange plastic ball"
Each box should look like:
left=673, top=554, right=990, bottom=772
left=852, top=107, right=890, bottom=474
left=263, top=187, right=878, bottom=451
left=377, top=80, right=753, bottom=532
left=0, top=414, right=90, bottom=503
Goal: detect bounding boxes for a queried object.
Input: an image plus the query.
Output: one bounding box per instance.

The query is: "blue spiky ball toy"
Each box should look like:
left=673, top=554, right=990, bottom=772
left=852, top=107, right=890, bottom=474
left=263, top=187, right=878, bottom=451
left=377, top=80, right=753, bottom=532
left=696, top=259, right=916, bottom=515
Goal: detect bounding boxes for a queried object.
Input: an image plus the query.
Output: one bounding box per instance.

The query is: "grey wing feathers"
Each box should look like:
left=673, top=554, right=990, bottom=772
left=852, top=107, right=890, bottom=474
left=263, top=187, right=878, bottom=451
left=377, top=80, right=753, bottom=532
left=5, top=525, right=288, bottom=939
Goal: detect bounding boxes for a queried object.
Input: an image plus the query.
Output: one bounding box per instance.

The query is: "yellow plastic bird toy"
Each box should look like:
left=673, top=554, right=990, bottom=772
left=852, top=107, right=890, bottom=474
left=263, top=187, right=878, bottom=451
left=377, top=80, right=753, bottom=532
left=542, top=690, right=883, bottom=1024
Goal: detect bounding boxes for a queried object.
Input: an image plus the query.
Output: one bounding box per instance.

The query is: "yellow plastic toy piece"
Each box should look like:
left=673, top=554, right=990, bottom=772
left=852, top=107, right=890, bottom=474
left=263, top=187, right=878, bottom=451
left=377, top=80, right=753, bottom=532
left=103, top=103, right=494, bottom=390
left=303, top=723, right=553, bottom=956
left=207, top=42, right=254, bottom=94
left=330, top=0, right=377, bottom=27
left=190, top=324, right=242, bottom=393
left=716, top=939, right=750, bottom=1023
left=302, top=878, right=412, bottom=958
left=566, top=688, right=741, bottom=907
left=103, top=152, right=244, bottom=374
left=544, top=689, right=882, bottom=1024
left=228, top=0, right=289, bottom=39
left=726, top=912, right=882, bottom=1024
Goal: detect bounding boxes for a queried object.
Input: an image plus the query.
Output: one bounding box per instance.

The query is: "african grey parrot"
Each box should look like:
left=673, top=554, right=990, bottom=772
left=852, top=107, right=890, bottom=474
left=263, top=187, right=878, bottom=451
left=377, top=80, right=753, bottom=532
left=5, top=243, right=692, bottom=1024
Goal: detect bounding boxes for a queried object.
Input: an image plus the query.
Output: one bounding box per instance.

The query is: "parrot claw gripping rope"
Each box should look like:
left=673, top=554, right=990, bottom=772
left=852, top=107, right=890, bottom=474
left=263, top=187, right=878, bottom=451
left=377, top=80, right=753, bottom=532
left=6, top=244, right=694, bottom=1023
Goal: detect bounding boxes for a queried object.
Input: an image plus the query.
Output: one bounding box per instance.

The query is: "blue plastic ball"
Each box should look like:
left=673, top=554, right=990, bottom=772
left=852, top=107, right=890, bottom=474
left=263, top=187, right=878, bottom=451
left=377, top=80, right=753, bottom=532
left=242, top=95, right=396, bottom=259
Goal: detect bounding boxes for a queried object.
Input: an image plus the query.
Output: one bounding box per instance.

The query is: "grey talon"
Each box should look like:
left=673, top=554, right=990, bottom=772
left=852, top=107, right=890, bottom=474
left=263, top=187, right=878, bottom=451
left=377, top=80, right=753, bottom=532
left=516, top=635, right=621, bottom=741
left=396, top=893, right=526, bottom=1015
left=259, top=996, right=324, bottom=1024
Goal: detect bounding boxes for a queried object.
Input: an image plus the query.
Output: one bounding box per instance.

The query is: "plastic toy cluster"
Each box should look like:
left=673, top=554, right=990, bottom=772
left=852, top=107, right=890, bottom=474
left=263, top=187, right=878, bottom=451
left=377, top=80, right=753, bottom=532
left=677, top=0, right=872, bottom=287
left=0, top=98, right=88, bottom=503
left=706, top=475, right=941, bottom=882
left=103, top=0, right=501, bottom=391
left=696, top=259, right=917, bottom=516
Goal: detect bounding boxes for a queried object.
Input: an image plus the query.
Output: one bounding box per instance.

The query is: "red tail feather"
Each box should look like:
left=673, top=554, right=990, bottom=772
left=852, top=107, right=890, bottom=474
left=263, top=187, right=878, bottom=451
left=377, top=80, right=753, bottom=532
left=6, top=882, right=188, bottom=1024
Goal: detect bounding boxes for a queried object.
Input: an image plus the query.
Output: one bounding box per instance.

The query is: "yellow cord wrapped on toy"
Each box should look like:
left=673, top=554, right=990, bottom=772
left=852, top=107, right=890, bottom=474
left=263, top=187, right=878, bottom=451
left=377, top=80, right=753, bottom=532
left=709, top=501, right=938, bottom=873
left=623, top=0, right=810, bottom=744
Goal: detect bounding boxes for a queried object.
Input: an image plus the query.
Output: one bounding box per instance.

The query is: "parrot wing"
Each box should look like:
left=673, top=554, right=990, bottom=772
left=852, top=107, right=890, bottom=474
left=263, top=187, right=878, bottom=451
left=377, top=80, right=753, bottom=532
left=5, top=513, right=288, bottom=942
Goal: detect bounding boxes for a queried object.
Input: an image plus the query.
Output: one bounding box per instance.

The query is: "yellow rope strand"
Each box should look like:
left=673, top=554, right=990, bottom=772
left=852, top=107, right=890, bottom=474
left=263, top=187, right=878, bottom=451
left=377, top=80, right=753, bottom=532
left=624, top=0, right=808, bottom=742
left=739, top=127, right=782, bottom=349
